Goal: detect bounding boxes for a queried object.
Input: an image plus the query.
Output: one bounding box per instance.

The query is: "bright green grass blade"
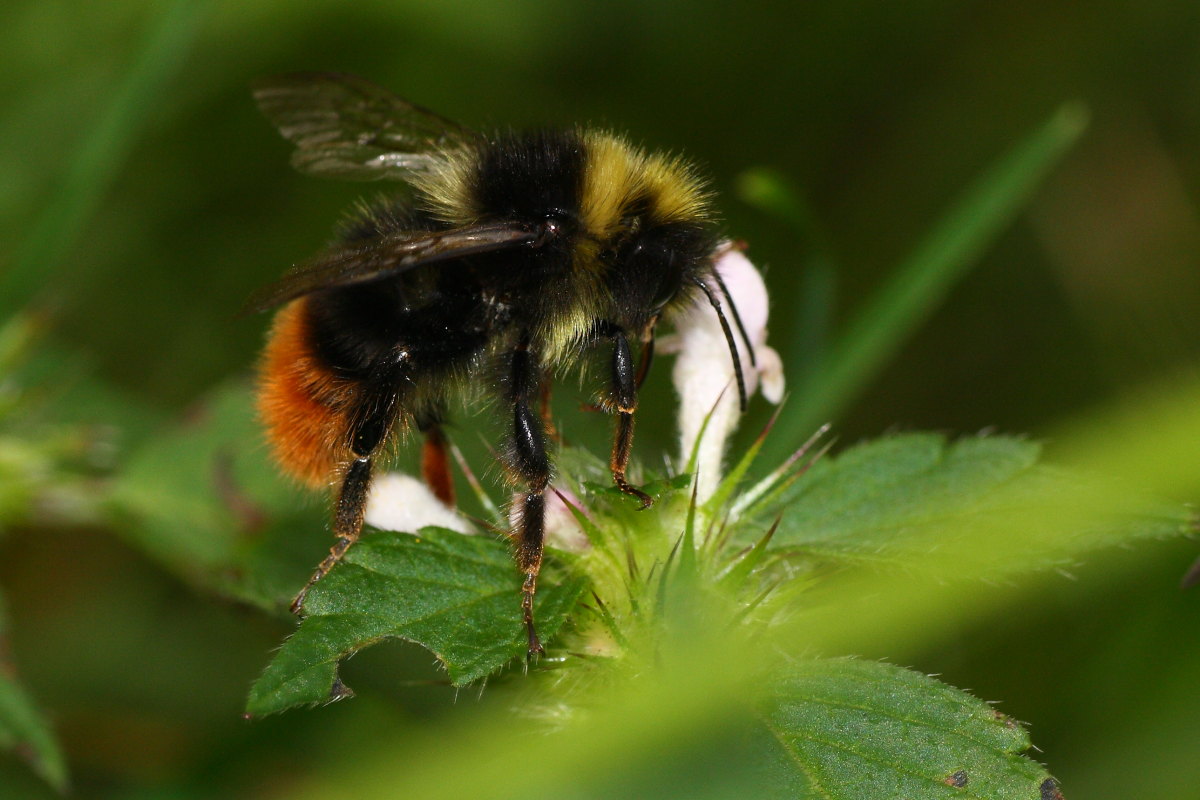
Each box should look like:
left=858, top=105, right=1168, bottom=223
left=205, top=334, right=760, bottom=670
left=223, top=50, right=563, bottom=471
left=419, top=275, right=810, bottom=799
left=771, top=103, right=1089, bottom=456
left=1, top=0, right=207, bottom=319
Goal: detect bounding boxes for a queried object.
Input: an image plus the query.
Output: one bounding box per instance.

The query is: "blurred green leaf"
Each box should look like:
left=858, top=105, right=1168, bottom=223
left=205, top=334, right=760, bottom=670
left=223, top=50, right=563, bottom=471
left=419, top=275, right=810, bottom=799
left=737, top=168, right=838, bottom=376
left=0, top=316, right=116, bottom=534
left=747, top=432, right=1190, bottom=575
left=247, top=529, right=585, bottom=715
left=771, top=103, right=1090, bottom=456
left=110, top=381, right=315, bottom=610
left=738, top=168, right=819, bottom=234
left=0, top=594, right=67, bottom=792
left=1, top=1, right=208, bottom=318
left=761, top=658, right=1055, bottom=799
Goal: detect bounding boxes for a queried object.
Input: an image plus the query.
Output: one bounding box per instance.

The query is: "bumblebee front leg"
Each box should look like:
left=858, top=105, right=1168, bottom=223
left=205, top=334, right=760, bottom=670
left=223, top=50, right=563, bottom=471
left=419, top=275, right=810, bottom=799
left=506, top=342, right=551, bottom=655
left=609, top=329, right=653, bottom=508
left=635, top=320, right=657, bottom=392
left=290, top=349, right=406, bottom=615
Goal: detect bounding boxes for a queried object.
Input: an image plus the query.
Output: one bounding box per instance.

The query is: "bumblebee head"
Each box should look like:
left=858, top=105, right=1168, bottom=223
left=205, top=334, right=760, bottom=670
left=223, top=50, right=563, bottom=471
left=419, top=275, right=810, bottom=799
left=413, top=126, right=720, bottom=354
left=578, top=131, right=717, bottom=334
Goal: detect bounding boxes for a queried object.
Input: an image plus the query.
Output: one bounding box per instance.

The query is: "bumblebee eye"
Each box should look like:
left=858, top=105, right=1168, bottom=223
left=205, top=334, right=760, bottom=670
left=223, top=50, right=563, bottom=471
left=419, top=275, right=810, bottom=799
left=533, top=216, right=567, bottom=247
left=538, top=209, right=577, bottom=241
left=650, top=246, right=685, bottom=310
left=651, top=280, right=678, bottom=311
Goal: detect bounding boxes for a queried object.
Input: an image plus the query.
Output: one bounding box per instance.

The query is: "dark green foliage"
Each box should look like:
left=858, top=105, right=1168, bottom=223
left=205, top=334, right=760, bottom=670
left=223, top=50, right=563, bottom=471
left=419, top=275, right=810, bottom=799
left=0, top=598, right=66, bottom=793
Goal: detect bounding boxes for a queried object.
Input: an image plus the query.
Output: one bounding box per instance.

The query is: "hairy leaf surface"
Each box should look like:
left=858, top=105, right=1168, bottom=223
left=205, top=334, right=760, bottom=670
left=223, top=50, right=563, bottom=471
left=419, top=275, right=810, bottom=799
left=761, top=658, right=1057, bottom=799
left=750, top=433, right=1191, bottom=575
left=247, top=528, right=585, bottom=715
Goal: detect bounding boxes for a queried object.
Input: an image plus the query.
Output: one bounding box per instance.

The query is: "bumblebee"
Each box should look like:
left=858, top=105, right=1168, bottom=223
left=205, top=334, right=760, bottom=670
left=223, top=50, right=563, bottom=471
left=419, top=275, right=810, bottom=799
left=250, top=73, right=752, bottom=654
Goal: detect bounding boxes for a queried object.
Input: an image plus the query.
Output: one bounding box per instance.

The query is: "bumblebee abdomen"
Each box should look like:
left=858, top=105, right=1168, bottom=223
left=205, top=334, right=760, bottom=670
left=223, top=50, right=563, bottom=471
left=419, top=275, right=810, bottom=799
left=257, top=298, right=356, bottom=488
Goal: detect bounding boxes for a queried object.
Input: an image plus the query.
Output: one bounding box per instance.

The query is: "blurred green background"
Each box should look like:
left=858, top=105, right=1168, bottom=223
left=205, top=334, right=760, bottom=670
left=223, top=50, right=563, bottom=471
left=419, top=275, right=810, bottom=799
left=1, top=0, right=1198, bottom=796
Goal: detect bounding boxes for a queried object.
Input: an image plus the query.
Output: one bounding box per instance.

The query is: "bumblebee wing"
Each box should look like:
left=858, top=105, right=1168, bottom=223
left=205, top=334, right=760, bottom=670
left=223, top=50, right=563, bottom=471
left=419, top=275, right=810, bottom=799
left=245, top=221, right=542, bottom=313
left=252, top=72, right=479, bottom=181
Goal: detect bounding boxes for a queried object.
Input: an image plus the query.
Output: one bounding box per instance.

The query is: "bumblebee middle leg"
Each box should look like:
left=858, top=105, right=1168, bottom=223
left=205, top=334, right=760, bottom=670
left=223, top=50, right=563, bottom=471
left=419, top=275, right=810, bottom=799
left=290, top=346, right=409, bottom=614
left=505, top=341, right=551, bottom=655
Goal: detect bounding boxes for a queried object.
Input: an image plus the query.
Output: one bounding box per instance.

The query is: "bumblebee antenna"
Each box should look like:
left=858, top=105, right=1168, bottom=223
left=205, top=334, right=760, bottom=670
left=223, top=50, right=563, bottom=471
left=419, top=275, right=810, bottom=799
left=711, top=271, right=757, bottom=369
left=690, top=276, right=748, bottom=412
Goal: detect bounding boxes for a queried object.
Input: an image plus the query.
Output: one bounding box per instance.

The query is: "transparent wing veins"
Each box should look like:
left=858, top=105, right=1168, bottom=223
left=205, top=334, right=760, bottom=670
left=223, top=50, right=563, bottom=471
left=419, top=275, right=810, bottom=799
left=252, top=72, right=480, bottom=181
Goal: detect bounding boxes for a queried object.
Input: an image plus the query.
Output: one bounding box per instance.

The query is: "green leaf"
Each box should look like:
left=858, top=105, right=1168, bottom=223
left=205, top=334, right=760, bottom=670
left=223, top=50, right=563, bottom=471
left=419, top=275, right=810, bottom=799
left=582, top=474, right=691, bottom=507
left=0, top=593, right=67, bottom=792
left=247, top=528, right=586, bottom=715
left=116, top=383, right=588, bottom=714
left=761, top=658, right=1055, bottom=799
left=770, top=104, right=1089, bottom=457
left=749, top=432, right=1191, bottom=575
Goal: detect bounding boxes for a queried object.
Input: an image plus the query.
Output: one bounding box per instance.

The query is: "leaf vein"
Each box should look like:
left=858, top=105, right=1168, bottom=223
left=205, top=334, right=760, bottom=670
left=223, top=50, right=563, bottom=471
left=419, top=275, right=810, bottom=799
left=765, top=721, right=998, bottom=800
left=763, top=720, right=836, bottom=800
left=786, top=693, right=1014, bottom=752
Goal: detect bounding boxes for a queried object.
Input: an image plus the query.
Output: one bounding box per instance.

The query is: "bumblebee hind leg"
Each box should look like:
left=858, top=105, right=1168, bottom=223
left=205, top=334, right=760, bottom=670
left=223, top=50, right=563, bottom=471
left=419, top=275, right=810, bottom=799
left=290, top=456, right=373, bottom=613
left=290, top=347, right=408, bottom=615
left=417, top=413, right=456, bottom=508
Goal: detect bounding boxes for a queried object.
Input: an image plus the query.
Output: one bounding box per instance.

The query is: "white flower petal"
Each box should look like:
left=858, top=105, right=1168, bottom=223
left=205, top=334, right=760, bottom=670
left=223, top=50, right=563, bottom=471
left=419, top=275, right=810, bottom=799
left=670, top=244, right=783, bottom=501
left=757, top=345, right=786, bottom=404
left=365, top=472, right=472, bottom=534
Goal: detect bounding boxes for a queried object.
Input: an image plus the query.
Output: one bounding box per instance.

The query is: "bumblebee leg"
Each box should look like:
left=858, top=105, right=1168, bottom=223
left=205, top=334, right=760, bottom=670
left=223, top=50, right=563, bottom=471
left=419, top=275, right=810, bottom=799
left=539, top=381, right=560, bottom=443
left=609, top=329, right=653, bottom=508
left=418, top=416, right=456, bottom=507
left=290, top=456, right=373, bottom=613
left=577, top=335, right=653, bottom=416
left=507, top=343, right=550, bottom=655
left=634, top=335, right=655, bottom=392
left=290, top=349, right=407, bottom=615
